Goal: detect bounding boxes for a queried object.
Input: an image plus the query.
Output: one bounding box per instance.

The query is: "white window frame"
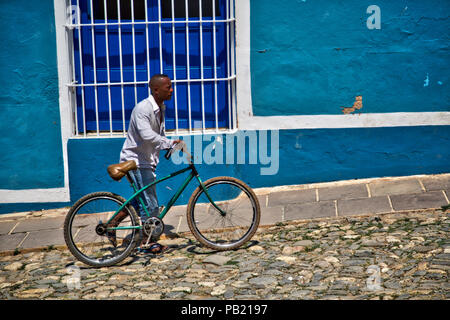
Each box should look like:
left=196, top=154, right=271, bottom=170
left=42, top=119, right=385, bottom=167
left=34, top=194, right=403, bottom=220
left=61, top=0, right=237, bottom=138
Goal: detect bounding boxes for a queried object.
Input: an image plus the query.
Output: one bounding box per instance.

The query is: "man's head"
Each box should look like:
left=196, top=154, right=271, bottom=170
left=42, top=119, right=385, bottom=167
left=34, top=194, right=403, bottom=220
left=150, top=74, right=173, bottom=104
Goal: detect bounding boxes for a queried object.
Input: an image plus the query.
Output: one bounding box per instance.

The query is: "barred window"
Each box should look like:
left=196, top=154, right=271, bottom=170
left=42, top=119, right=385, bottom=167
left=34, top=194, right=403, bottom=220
left=67, top=0, right=236, bottom=137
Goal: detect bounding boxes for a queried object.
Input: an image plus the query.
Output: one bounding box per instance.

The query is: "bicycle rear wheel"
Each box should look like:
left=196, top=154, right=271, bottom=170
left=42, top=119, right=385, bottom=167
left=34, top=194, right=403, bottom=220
left=63, top=192, right=140, bottom=267
left=187, top=177, right=261, bottom=251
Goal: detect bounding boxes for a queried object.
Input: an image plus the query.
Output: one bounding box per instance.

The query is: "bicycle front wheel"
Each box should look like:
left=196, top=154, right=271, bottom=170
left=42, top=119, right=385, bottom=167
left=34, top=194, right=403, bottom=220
left=63, top=192, right=140, bottom=267
left=187, top=177, right=261, bottom=251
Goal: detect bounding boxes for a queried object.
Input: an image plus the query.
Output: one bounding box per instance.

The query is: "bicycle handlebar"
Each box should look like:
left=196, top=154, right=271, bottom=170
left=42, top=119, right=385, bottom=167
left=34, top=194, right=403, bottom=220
left=164, top=147, right=173, bottom=160
left=164, top=141, right=193, bottom=163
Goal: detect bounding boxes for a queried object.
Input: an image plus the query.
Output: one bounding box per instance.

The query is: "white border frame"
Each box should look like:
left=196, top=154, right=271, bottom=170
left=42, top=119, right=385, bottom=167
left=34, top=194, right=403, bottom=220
left=235, top=0, right=450, bottom=130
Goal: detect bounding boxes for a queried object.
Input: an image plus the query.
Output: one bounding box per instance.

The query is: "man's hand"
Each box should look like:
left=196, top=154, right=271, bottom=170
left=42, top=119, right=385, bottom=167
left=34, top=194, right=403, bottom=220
left=171, top=139, right=182, bottom=146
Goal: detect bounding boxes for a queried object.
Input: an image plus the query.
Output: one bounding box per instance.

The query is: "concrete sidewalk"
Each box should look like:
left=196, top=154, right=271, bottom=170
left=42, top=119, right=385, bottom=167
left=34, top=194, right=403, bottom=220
left=0, top=173, right=449, bottom=255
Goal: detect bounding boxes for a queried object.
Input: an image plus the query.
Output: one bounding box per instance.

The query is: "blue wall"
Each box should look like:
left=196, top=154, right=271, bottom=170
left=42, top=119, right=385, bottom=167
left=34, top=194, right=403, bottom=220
left=67, top=137, right=238, bottom=207
left=66, top=126, right=450, bottom=207
left=251, top=0, right=450, bottom=116
left=0, top=0, right=64, bottom=189
left=3, top=125, right=447, bottom=213
left=0, top=1, right=449, bottom=215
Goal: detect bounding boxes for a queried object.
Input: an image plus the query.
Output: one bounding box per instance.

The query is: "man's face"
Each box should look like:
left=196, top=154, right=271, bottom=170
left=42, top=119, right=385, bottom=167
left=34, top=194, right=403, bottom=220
left=156, top=77, right=173, bottom=101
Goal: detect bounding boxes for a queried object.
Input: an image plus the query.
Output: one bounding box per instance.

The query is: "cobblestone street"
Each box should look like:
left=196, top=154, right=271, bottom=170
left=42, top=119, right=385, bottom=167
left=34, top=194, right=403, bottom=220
left=0, top=209, right=448, bottom=300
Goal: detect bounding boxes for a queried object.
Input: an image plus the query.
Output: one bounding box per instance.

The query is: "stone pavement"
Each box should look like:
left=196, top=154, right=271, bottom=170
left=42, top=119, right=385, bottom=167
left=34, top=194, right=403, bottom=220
left=0, top=207, right=448, bottom=300
left=0, top=173, right=449, bottom=255
left=0, top=173, right=449, bottom=301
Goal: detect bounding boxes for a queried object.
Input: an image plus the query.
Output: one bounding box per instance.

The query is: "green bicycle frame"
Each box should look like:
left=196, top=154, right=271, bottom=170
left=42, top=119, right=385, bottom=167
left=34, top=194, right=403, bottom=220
left=107, top=163, right=225, bottom=231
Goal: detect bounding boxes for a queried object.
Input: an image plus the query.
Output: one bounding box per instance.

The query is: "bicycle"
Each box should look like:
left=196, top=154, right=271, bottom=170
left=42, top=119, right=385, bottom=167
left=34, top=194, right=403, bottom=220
left=63, top=142, right=261, bottom=267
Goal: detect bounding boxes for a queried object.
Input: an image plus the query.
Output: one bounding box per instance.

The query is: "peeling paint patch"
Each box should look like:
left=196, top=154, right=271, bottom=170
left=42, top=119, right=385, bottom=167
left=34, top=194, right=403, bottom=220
left=341, top=96, right=363, bottom=114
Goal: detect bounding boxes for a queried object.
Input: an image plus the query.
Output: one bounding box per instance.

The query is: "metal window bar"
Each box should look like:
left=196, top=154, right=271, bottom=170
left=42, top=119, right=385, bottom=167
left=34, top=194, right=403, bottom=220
left=68, top=1, right=79, bottom=136
left=212, top=0, right=218, bottom=132
left=89, top=0, right=100, bottom=135
left=199, top=0, right=205, bottom=133
left=131, top=0, right=138, bottom=107
left=230, top=0, right=237, bottom=131
left=158, top=0, right=163, bottom=73
left=66, top=0, right=237, bottom=137
left=144, top=0, right=151, bottom=97
left=67, top=76, right=236, bottom=87
left=77, top=0, right=87, bottom=137
left=68, top=18, right=236, bottom=27
left=117, top=0, right=126, bottom=134
left=226, top=0, right=231, bottom=131
left=185, top=0, right=192, bottom=134
left=69, top=34, right=79, bottom=136
left=104, top=0, right=113, bottom=136
left=171, top=0, right=179, bottom=134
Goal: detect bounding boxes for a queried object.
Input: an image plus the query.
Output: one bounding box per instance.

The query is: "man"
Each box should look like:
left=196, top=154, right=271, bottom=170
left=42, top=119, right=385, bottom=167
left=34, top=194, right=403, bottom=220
left=110, top=74, right=180, bottom=254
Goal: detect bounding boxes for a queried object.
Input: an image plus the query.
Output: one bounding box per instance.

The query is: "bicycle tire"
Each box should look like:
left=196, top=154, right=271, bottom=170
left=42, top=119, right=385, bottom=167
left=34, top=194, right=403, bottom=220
left=63, top=192, right=140, bottom=267
left=187, top=176, right=261, bottom=251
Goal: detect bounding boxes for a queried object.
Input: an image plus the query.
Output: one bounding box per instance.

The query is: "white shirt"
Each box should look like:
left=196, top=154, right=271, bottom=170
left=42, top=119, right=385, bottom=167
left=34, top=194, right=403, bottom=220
left=119, top=95, right=173, bottom=169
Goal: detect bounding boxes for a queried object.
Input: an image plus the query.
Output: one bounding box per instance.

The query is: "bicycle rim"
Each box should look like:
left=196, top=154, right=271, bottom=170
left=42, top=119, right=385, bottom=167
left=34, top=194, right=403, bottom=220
left=188, top=178, right=260, bottom=250
left=64, top=193, right=139, bottom=267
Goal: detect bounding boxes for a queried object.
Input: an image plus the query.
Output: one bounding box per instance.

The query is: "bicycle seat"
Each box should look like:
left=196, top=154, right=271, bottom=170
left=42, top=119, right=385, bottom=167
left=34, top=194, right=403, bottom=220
left=107, top=160, right=137, bottom=181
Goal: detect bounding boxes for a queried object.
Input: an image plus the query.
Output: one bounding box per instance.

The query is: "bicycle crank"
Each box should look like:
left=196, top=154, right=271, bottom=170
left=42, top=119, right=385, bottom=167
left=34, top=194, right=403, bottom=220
left=143, top=217, right=164, bottom=239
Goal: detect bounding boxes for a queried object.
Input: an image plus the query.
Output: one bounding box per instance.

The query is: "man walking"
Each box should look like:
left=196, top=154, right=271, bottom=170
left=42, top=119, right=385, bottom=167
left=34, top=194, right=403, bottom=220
left=110, top=74, right=180, bottom=253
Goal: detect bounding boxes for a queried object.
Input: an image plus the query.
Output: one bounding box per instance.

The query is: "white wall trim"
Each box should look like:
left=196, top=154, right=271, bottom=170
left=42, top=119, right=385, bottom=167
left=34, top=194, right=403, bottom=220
left=235, top=0, right=253, bottom=126
left=241, top=112, right=450, bottom=130
left=234, top=0, right=450, bottom=130
left=2, top=1, right=72, bottom=204
left=0, top=188, right=70, bottom=204
left=53, top=0, right=72, bottom=202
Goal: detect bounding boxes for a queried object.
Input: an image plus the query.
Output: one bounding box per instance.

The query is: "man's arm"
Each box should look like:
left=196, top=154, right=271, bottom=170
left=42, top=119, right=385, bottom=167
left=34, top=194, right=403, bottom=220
left=135, top=111, right=174, bottom=150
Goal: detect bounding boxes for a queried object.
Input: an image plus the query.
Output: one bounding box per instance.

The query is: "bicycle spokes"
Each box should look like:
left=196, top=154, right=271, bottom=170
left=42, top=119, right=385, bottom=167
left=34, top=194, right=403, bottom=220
left=188, top=177, right=260, bottom=250
left=64, top=193, right=140, bottom=267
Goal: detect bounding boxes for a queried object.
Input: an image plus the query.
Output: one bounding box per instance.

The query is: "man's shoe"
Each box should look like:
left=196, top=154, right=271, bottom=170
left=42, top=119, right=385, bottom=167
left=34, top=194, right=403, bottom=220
left=138, top=242, right=169, bottom=254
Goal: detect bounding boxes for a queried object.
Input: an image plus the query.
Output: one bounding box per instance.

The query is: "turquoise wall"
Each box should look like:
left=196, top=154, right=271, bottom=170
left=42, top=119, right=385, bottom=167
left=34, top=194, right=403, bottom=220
left=65, top=126, right=450, bottom=207
left=0, top=1, right=449, bottom=214
left=251, top=0, right=450, bottom=116
left=0, top=0, right=64, bottom=189
left=2, top=125, right=448, bottom=213
left=67, top=137, right=238, bottom=208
